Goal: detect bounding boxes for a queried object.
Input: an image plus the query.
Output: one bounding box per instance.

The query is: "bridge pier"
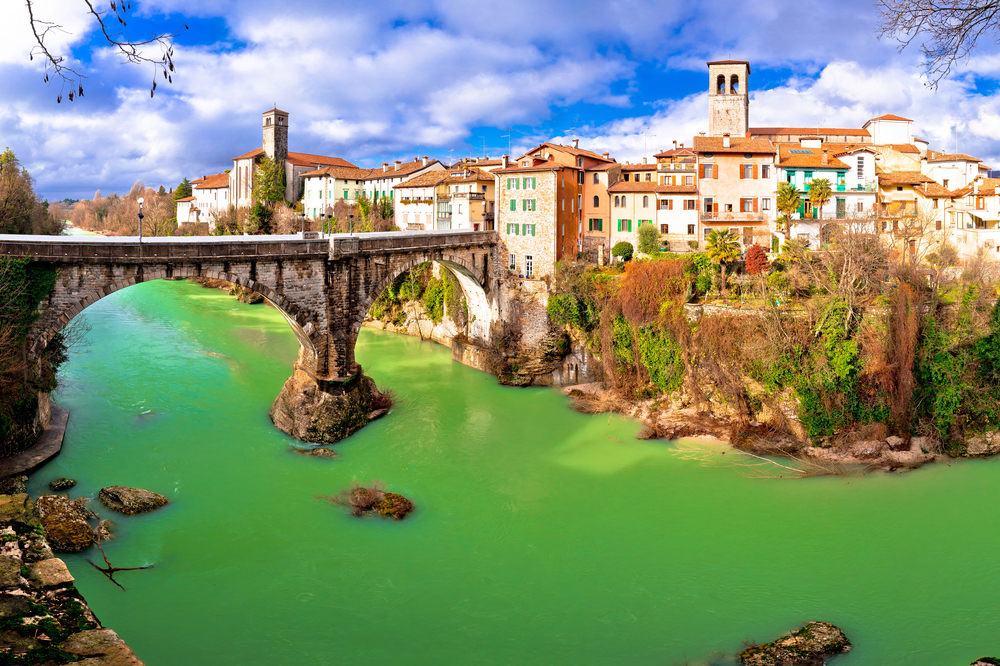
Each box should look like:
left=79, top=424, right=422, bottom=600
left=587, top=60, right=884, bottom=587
left=1, top=231, right=501, bottom=445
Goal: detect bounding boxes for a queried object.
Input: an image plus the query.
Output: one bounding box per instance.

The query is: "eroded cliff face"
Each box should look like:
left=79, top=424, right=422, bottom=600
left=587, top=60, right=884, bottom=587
left=269, top=364, right=387, bottom=444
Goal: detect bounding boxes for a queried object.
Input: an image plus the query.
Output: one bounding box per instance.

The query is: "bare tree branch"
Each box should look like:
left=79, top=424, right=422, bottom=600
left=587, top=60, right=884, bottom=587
left=26, top=0, right=187, bottom=102
left=876, top=0, right=1000, bottom=88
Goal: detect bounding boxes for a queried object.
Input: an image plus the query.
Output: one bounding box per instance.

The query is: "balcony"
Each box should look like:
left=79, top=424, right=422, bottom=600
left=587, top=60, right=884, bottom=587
left=399, top=197, right=433, bottom=205
left=700, top=211, right=768, bottom=223
left=453, top=192, right=486, bottom=201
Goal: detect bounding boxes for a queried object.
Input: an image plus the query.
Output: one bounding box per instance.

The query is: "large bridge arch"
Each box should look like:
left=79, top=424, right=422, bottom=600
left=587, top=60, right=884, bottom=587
left=29, top=268, right=322, bottom=369
left=355, top=252, right=496, bottom=344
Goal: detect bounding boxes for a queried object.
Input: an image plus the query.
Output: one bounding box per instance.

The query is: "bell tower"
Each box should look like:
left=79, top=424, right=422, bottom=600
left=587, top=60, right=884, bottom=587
left=707, top=61, right=750, bottom=138
left=262, top=107, right=289, bottom=164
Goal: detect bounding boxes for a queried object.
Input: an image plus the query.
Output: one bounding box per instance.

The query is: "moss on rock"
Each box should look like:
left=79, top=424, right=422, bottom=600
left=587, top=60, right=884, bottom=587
left=738, top=621, right=851, bottom=666
left=98, top=486, right=168, bottom=516
left=372, top=492, right=414, bottom=519
left=35, top=495, right=93, bottom=553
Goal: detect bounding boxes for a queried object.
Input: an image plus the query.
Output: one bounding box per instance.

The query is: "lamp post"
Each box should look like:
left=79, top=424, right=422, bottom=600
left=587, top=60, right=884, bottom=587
left=319, top=213, right=326, bottom=238
left=137, top=197, right=144, bottom=241
left=300, top=212, right=305, bottom=236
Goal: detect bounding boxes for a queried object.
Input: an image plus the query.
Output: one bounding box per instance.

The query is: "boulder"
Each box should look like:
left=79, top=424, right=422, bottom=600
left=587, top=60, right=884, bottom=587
left=886, top=436, right=908, bottom=451
left=0, top=594, right=31, bottom=618
left=35, top=495, right=94, bottom=552
left=98, top=486, right=168, bottom=516
left=96, top=519, right=116, bottom=541
left=60, top=628, right=144, bottom=666
left=849, top=440, right=887, bottom=460
left=372, top=492, right=415, bottom=520
left=965, top=431, right=1000, bottom=457
left=739, top=621, right=851, bottom=666
left=972, top=659, right=1000, bottom=666
left=49, top=478, right=77, bottom=492
left=28, top=557, right=74, bottom=588
left=0, top=556, right=21, bottom=588
left=0, top=494, right=40, bottom=531
left=0, top=476, right=27, bottom=495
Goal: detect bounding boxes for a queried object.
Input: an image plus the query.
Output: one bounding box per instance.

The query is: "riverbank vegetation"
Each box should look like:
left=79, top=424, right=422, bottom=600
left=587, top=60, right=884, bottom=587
left=367, top=262, right=468, bottom=331
left=551, top=223, right=1000, bottom=457
left=69, top=180, right=180, bottom=236
left=0, top=148, right=64, bottom=235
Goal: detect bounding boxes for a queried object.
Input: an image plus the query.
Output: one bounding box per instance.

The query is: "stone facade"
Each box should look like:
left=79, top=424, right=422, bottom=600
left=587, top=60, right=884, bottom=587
left=707, top=60, right=750, bottom=138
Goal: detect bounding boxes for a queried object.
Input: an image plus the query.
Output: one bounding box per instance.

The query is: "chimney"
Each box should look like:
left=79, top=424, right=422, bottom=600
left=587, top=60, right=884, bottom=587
left=821, top=151, right=829, bottom=165
left=572, top=138, right=580, bottom=149
left=673, top=140, right=678, bottom=150
left=974, top=179, right=980, bottom=194
left=382, top=162, right=388, bottom=172
left=502, top=154, right=509, bottom=169
left=722, top=133, right=731, bottom=149
left=603, top=152, right=609, bottom=158
left=422, top=155, right=429, bottom=166
left=474, top=157, right=480, bottom=163
left=394, top=160, right=401, bottom=171
left=414, top=156, right=419, bottom=163
left=680, top=142, right=684, bottom=148
left=642, top=157, right=647, bottom=164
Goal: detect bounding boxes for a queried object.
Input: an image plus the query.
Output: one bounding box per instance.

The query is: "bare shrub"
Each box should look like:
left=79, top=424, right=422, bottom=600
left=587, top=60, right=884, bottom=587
left=619, top=258, right=689, bottom=326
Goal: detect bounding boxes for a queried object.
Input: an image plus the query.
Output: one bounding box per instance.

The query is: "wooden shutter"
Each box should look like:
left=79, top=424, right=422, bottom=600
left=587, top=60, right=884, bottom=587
left=668, top=199, right=673, bottom=210
left=740, top=166, right=745, bottom=180
left=753, top=198, right=759, bottom=213
left=753, top=164, right=759, bottom=179
left=713, top=203, right=719, bottom=213
left=699, top=164, right=705, bottom=179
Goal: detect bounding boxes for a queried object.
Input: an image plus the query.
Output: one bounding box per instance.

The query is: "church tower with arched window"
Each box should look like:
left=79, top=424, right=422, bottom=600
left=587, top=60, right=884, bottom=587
left=262, top=107, right=289, bottom=164
left=707, top=60, right=750, bottom=137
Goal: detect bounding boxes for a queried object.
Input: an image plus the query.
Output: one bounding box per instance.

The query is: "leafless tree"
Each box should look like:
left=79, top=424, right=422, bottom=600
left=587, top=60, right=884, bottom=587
left=26, top=0, right=186, bottom=102
left=877, top=0, right=1000, bottom=87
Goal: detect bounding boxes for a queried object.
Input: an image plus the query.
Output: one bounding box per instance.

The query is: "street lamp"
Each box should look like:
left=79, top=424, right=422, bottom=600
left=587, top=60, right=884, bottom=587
left=137, top=197, right=144, bottom=241
left=319, top=213, right=326, bottom=237
left=300, top=212, right=305, bottom=236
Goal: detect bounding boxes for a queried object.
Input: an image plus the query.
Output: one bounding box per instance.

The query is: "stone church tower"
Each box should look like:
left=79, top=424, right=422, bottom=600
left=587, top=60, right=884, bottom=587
left=707, top=61, right=750, bottom=137
left=262, top=108, right=289, bottom=164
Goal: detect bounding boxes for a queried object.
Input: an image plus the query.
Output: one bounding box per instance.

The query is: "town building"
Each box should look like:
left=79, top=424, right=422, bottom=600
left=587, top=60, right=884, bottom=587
left=393, top=170, right=450, bottom=231
left=442, top=166, right=496, bottom=230
left=654, top=145, right=699, bottom=250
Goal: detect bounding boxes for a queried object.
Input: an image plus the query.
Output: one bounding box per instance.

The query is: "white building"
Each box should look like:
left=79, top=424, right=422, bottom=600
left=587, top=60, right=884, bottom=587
left=393, top=170, right=450, bottom=230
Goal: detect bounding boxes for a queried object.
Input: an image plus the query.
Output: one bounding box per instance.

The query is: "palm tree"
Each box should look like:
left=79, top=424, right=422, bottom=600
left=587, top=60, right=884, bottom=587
left=706, top=229, right=741, bottom=297
left=776, top=182, right=802, bottom=241
left=809, top=178, right=833, bottom=248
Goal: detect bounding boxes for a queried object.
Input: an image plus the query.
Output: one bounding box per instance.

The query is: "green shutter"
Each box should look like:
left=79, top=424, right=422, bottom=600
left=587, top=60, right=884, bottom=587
left=510, top=199, right=516, bottom=211
left=532, top=177, right=536, bottom=188
left=531, top=224, right=536, bottom=236
left=588, top=219, right=593, bottom=231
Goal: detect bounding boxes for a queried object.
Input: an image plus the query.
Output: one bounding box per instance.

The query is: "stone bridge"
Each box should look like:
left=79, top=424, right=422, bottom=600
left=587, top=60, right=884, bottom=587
left=0, top=230, right=501, bottom=442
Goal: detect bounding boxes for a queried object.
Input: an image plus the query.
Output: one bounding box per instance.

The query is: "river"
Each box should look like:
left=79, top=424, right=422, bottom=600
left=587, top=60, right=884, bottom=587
left=29, top=279, right=1000, bottom=665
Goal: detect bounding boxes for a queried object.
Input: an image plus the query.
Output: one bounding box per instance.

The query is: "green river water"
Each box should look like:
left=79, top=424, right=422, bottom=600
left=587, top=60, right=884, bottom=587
left=29, top=279, right=1000, bottom=665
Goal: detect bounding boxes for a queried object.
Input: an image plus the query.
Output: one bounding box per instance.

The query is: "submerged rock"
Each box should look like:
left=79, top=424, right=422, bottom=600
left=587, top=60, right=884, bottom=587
left=48, top=478, right=77, bottom=492
left=325, top=482, right=415, bottom=520
left=965, top=432, right=1000, bottom=456
left=36, top=494, right=95, bottom=552
left=738, top=621, right=851, bottom=666
left=972, top=659, right=1000, bottom=666
left=373, top=492, right=415, bottom=520
left=98, top=486, right=168, bottom=516
left=271, top=369, right=392, bottom=444
left=292, top=446, right=339, bottom=459
left=96, top=519, right=116, bottom=541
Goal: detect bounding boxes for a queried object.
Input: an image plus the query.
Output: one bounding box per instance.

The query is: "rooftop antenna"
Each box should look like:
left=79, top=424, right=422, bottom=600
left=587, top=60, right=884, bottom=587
left=643, top=131, right=657, bottom=159
left=501, top=128, right=512, bottom=156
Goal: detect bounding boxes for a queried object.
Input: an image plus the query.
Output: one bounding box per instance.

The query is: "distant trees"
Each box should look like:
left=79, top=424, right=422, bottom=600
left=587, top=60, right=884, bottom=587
left=0, top=148, right=63, bottom=235
left=70, top=181, right=176, bottom=236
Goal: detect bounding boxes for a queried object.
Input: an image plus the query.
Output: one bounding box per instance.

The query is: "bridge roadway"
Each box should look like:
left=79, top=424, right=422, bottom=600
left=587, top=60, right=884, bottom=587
left=0, top=229, right=502, bottom=442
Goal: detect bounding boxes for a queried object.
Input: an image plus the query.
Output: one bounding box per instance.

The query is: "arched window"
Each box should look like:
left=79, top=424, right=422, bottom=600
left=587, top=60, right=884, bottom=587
left=593, top=173, right=599, bottom=184
left=614, top=196, right=620, bottom=207
left=593, top=195, right=600, bottom=207
left=643, top=195, right=649, bottom=207
left=730, top=75, right=739, bottom=94
left=621, top=196, right=627, bottom=207
left=717, top=74, right=726, bottom=94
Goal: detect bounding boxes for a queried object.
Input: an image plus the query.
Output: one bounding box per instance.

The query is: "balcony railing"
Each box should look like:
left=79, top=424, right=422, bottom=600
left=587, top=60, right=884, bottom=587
left=399, top=198, right=433, bottom=205
left=700, top=211, right=768, bottom=222
left=453, top=192, right=486, bottom=200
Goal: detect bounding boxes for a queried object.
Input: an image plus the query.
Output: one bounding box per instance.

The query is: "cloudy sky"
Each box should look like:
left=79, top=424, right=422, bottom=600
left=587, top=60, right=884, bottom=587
left=3, top=0, right=1000, bottom=201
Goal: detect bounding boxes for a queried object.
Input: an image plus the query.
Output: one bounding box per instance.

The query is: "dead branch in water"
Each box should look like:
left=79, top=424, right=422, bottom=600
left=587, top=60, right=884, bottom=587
left=85, top=528, right=153, bottom=591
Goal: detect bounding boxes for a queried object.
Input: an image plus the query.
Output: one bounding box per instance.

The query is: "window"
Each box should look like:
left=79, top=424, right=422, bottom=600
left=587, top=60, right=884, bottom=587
left=521, top=224, right=536, bottom=236
left=704, top=228, right=712, bottom=240
left=762, top=197, right=771, bottom=210
left=717, top=74, right=726, bottom=94
left=621, top=196, right=627, bottom=207
left=660, top=199, right=673, bottom=210
left=593, top=195, right=599, bottom=207
left=684, top=199, right=696, bottom=210
left=704, top=197, right=714, bottom=214
left=684, top=175, right=694, bottom=185
left=571, top=198, right=575, bottom=213
left=897, top=186, right=903, bottom=192
left=687, top=224, right=695, bottom=235
left=525, top=255, right=534, bottom=278
left=731, top=74, right=740, bottom=93
left=509, top=254, right=516, bottom=271
left=724, top=203, right=733, bottom=212
left=344, top=190, right=348, bottom=199
left=740, top=198, right=753, bottom=212
left=762, top=165, right=771, bottom=179
left=588, top=218, right=604, bottom=231
left=787, top=171, right=795, bottom=184
left=521, top=199, right=536, bottom=211
left=804, top=171, right=813, bottom=184
left=856, top=201, right=864, bottom=213
left=857, top=156, right=864, bottom=180
left=742, top=164, right=754, bottom=179
left=623, top=173, right=630, bottom=182
left=933, top=199, right=939, bottom=209
left=703, top=164, right=715, bottom=178
left=578, top=171, right=584, bottom=185
left=645, top=173, right=651, bottom=182
left=593, top=173, right=599, bottom=184
left=643, top=195, right=649, bottom=207
left=660, top=224, right=668, bottom=234
left=614, top=195, right=620, bottom=207
left=943, top=179, right=950, bottom=188
left=616, top=219, right=633, bottom=232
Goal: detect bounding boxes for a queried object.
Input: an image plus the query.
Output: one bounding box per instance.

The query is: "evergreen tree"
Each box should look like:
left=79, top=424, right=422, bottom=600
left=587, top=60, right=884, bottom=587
left=705, top=229, right=741, bottom=296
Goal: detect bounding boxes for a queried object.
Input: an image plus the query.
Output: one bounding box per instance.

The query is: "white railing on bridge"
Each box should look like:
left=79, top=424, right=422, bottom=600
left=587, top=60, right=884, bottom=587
left=0, top=228, right=491, bottom=245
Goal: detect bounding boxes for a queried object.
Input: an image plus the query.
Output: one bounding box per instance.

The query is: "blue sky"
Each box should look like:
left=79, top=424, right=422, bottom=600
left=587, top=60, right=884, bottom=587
left=4, top=0, right=1000, bottom=201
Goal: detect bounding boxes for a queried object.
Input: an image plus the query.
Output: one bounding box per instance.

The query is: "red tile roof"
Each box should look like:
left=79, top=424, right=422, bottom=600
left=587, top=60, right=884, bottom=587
left=444, top=167, right=493, bottom=183
left=927, top=153, right=982, bottom=163
left=608, top=181, right=659, bottom=193
left=494, top=160, right=565, bottom=174
left=194, top=173, right=230, bottom=190
left=263, top=108, right=288, bottom=115
left=693, top=136, right=774, bottom=154
left=621, top=163, right=657, bottom=171
left=654, top=185, right=698, bottom=194
left=300, top=165, right=377, bottom=180
left=777, top=146, right=850, bottom=170
left=878, top=171, right=935, bottom=186
left=915, top=182, right=958, bottom=198
left=175, top=196, right=196, bottom=202
left=232, top=147, right=356, bottom=168
left=654, top=147, right=697, bottom=158
left=394, top=171, right=451, bottom=189
left=525, top=142, right=614, bottom=163
left=883, top=144, right=921, bottom=154
left=750, top=127, right=870, bottom=137
left=868, top=114, right=913, bottom=122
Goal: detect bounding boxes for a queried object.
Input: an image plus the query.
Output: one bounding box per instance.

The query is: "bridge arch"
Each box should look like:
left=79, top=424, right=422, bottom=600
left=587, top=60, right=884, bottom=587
left=30, top=269, right=320, bottom=367
left=356, top=253, right=496, bottom=344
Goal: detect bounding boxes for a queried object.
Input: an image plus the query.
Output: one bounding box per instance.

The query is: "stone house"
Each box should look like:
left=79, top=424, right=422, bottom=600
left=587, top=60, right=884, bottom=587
left=494, top=155, right=583, bottom=280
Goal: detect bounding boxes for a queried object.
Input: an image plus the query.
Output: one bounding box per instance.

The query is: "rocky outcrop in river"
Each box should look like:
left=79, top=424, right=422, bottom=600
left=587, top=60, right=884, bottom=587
left=738, top=621, right=851, bottom=666
left=98, top=486, right=168, bottom=516
left=36, top=494, right=96, bottom=552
